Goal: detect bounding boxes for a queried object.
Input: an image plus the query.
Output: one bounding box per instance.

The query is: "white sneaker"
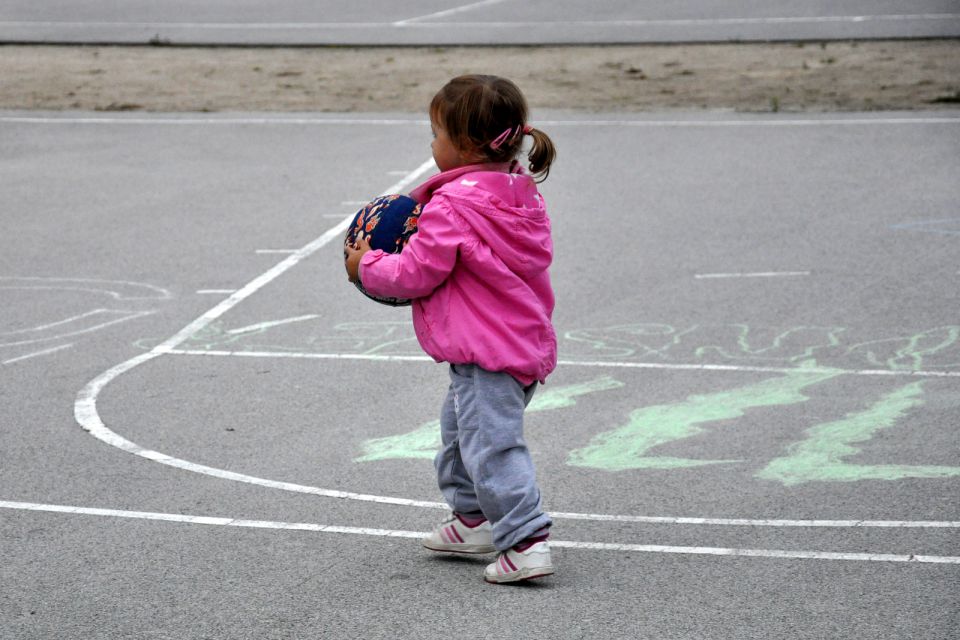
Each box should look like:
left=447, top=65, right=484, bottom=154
left=422, top=514, right=496, bottom=554
left=484, top=541, right=554, bottom=583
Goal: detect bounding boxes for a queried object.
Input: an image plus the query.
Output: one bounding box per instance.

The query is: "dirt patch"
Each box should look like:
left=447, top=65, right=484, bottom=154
left=1, top=41, right=958, bottom=113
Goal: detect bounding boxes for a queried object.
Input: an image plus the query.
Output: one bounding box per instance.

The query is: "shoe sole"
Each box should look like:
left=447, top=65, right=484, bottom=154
left=422, top=540, right=496, bottom=554
left=484, top=566, right=554, bottom=584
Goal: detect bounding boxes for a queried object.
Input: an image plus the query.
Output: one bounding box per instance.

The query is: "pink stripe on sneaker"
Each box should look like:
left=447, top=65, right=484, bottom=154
left=448, top=525, right=465, bottom=544
left=502, top=553, right=518, bottom=572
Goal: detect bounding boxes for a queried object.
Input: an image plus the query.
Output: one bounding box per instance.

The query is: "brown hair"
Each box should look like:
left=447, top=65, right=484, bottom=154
left=429, top=74, right=557, bottom=182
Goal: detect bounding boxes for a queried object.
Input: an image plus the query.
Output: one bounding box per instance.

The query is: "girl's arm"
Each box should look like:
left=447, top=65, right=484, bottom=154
left=349, top=200, right=462, bottom=300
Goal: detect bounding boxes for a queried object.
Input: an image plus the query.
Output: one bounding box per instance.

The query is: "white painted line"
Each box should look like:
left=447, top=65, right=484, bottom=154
left=163, top=349, right=960, bottom=379
left=170, top=349, right=433, bottom=363
left=548, top=540, right=960, bottom=565
left=540, top=118, right=960, bottom=127
left=547, top=512, right=960, bottom=529
left=386, top=170, right=413, bottom=176
left=0, top=500, right=423, bottom=538
left=1, top=14, right=956, bottom=30
left=2, top=343, right=73, bottom=365
left=555, top=360, right=960, bottom=379
left=695, top=271, right=812, bottom=279
left=0, top=117, right=428, bottom=126
left=255, top=249, right=297, bottom=255
left=395, top=0, right=512, bottom=25
left=226, top=315, right=319, bottom=335
left=4, top=116, right=959, bottom=127
left=2, top=500, right=957, bottom=564
left=196, top=289, right=236, bottom=295
left=405, top=14, right=960, bottom=27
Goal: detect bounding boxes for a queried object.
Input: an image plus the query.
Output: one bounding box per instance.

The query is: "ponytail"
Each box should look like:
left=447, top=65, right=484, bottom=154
left=525, top=127, right=556, bottom=183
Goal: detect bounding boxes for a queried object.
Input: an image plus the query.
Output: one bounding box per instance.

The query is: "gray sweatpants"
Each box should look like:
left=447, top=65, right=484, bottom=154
left=434, top=363, right=552, bottom=551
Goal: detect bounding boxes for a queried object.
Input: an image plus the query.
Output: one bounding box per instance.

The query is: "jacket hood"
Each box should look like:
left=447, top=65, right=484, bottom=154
left=410, top=163, right=552, bottom=279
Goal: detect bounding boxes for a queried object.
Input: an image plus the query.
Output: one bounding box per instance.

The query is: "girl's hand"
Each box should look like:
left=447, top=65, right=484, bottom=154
left=344, top=236, right=372, bottom=283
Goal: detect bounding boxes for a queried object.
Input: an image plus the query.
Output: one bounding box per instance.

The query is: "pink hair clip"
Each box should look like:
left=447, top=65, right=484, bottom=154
left=490, top=124, right=532, bottom=150
left=489, top=126, right=515, bottom=150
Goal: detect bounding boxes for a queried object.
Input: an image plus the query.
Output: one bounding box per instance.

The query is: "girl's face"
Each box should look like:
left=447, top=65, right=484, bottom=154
left=431, top=119, right=484, bottom=172
left=430, top=120, right=462, bottom=172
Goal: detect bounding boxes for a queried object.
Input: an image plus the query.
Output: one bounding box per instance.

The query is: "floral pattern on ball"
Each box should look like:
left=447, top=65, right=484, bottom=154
left=343, top=194, right=422, bottom=307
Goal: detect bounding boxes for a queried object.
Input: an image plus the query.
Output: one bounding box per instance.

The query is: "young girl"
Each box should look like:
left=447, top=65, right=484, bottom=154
left=344, top=75, right=558, bottom=584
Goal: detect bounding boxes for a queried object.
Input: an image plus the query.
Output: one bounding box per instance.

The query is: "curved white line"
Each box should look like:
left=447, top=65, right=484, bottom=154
left=72, top=158, right=960, bottom=531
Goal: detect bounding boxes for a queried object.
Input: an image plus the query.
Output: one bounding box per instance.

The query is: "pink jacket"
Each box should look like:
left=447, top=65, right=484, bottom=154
left=359, top=162, right=557, bottom=385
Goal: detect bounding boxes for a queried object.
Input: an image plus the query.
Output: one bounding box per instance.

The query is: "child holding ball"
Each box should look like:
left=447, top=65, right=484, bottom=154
left=344, top=75, right=557, bottom=583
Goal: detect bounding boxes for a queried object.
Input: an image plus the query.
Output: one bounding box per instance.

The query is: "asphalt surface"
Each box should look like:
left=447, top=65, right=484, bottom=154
left=1, top=111, right=959, bottom=639
left=1, top=0, right=959, bottom=44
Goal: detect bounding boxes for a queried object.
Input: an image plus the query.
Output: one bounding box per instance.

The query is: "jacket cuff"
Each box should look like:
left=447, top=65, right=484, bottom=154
left=358, top=249, right=389, bottom=295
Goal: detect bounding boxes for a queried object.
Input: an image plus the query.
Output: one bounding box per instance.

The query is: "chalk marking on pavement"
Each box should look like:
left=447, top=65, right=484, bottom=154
left=162, top=349, right=960, bottom=379
left=0, top=276, right=172, bottom=300
left=4, top=116, right=959, bottom=127
left=0, top=310, right=154, bottom=347
left=196, top=289, right=237, bottom=295
left=2, top=500, right=957, bottom=564
left=695, top=271, right=812, bottom=279
left=0, top=310, right=108, bottom=337
left=2, top=343, right=73, bottom=365
left=226, top=315, right=319, bottom=335
left=255, top=249, right=298, bottom=254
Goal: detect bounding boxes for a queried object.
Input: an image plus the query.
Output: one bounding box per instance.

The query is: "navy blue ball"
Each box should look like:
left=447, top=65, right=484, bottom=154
left=344, top=194, right=422, bottom=306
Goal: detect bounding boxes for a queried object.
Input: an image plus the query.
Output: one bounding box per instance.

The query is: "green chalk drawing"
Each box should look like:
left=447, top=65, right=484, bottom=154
left=693, top=325, right=847, bottom=364
left=756, top=382, right=960, bottom=485
left=564, top=324, right=848, bottom=364
left=526, top=377, right=625, bottom=411
left=844, top=326, right=960, bottom=371
left=356, top=419, right=442, bottom=462
left=562, top=323, right=960, bottom=371
left=567, top=366, right=842, bottom=472
left=355, top=376, right=625, bottom=462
